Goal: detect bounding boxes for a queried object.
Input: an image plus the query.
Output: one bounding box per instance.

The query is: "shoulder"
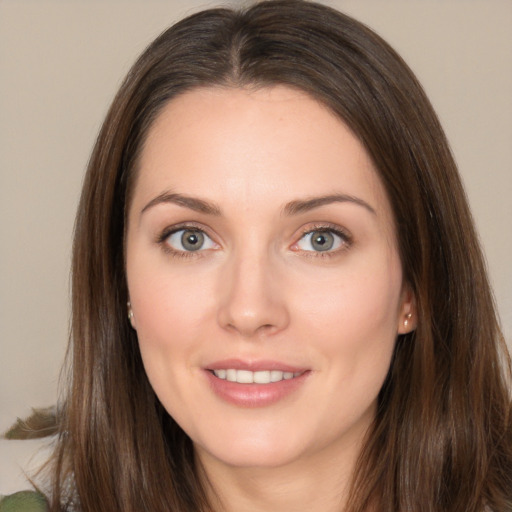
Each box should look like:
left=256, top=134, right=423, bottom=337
left=0, top=491, right=48, bottom=512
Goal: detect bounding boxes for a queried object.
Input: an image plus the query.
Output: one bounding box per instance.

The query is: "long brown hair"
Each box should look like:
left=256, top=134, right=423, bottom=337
left=48, top=1, right=511, bottom=510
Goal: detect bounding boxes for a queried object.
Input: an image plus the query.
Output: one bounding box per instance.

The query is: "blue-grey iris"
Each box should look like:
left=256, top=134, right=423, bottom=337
left=311, top=231, right=334, bottom=251
left=181, top=230, right=204, bottom=251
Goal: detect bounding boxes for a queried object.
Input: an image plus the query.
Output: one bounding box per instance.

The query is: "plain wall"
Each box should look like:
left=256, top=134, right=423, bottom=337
left=1, top=0, right=511, bottom=493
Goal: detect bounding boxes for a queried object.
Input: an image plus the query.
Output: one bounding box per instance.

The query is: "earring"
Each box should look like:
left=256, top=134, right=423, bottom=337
left=404, top=312, right=412, bottom=327
left=127, top=301, right=134, bottom=323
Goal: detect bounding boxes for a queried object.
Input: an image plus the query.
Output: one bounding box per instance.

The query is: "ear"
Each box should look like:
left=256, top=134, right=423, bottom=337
left=397, top=284, right=417, bottom=335
left=127, top=301, right=136, bottom=330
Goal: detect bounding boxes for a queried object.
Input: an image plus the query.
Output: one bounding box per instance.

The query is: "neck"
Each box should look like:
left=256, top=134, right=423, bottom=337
left=196, top=433, right=367, bottom=512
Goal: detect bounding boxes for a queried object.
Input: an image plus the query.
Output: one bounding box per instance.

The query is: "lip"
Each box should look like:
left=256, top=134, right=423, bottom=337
left=205, top=358, right=307, bottom=373
left=203, top=359, right=310, bottom=408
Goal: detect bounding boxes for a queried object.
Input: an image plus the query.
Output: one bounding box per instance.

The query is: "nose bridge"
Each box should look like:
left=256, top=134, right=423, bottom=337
left=217, top=241, right=289, bottom=337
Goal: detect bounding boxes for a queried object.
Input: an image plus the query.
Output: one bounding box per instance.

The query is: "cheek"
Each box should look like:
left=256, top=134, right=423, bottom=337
left=292, top=256, right=402, bottom=432
left=127, top=236, right=217, bottom=329
left=135, top=276, right=205, bottom=330
left=128, top=270, right=210, bottom=413
left=127, top=257, right=224, bottom=402
left=130, top=271, right=215, bottom=362
left=293, top=251, right=402, bottom=371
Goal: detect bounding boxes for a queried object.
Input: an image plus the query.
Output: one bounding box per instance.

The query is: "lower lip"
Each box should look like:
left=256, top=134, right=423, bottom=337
left=204, top=370, right=310, bottom=408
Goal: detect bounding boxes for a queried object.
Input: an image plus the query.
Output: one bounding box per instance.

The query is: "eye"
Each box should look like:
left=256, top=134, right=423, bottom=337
left=164, top=228, right=217, bottom=252
left=295, top=229, right=348, bottom=253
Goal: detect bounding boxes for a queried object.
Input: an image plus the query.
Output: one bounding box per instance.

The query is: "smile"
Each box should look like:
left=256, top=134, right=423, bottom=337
left=204, top=361, right=310, bottom=407
left=211, top=369, right=303, bottom=384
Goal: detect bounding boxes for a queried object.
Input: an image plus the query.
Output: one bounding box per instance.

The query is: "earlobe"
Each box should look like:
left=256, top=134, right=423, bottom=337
left=398, top=309, right=416, bottom=335
left=127, top=301, right=136, bottom=329
left=397, top=286, right=417, bottom=334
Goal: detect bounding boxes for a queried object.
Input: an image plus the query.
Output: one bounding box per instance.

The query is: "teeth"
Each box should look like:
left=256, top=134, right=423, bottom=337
left=270, top=370, right=284, bottom=382
left=215, top=369, right=227, bottom=379
left=254, top=371, right=270, bottom=384
left=212, top=369, right=302, bottom=383
left=237, top=370, right=253, bottom=384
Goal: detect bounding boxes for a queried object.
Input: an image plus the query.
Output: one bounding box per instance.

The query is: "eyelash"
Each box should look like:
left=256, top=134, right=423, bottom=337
left=156, top=223, right=353, bottom=259
left=293, top=223, right=353, bottom=259
left=156, top=223, right=214, bottom=259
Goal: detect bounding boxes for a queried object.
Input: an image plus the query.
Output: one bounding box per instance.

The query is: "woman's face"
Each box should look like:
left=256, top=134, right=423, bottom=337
left=126, top=86, right=414, bottom=470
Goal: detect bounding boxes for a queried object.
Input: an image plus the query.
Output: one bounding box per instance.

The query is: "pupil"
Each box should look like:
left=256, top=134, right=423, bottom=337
left=181, top=230, right=204, bottom=251
left=312, top=231, right=334, bottom=251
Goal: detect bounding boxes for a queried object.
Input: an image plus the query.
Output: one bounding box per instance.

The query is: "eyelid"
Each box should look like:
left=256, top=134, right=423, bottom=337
left=290, top=223, right=353, bottom=255
left=156, top=223, right=220, bottom=255
left=157, top=221, right=202, bottom=241
left=155, top=221, right=352, bottom=258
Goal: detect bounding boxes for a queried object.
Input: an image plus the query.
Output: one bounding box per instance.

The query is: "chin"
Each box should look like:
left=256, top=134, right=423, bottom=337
left=194, top=428, right=309, bottom=469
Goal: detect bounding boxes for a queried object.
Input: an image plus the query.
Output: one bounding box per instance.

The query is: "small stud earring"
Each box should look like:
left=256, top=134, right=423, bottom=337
left=404, top=312, right=412, bottom=327
left=127, top=301, right=134, bottom=323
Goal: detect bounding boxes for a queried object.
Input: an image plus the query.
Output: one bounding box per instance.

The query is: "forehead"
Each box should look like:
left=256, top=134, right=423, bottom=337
left=132, top=85, right=393, bottom=228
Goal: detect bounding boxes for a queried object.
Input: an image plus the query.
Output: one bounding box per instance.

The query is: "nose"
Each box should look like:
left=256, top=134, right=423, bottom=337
left=216, top=249, right=290, bottom=338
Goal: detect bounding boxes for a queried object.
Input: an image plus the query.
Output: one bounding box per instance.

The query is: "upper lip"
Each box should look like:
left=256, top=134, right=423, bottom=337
left=205, top=358, right=308, bottom=373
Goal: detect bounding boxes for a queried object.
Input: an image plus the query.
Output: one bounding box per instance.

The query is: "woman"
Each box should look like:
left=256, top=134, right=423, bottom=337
left=3, top=1, right=510, bottom=510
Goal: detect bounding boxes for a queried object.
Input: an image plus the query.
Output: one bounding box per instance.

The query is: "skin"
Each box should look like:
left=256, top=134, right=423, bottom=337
left=125, top=86, right=415, bottom=512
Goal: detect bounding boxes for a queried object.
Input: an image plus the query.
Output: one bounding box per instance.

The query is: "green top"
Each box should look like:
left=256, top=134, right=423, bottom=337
left=0, top=491, right=48, bottom=512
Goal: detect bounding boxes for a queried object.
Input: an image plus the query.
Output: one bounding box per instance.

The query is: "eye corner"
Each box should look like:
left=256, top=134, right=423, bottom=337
left=157, top=224, right=219, bottom=257
left=292, top=224, right=353, bottom=257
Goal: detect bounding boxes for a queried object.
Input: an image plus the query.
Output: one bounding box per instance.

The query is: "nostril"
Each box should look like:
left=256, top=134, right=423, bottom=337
left=258, top=324, right=276, bottom=333
left=216, top=273, right=290, bottom=337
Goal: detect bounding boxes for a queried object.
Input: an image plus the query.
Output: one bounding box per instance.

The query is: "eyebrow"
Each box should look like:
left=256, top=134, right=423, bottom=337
left=140, top=191, right=376, bottom=218
left=282, top=194, right=376, bottom=216
left=141, top=192, right=222, bottom=216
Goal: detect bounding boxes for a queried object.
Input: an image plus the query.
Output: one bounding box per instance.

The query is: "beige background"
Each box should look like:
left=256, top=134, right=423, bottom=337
left=1, top=0, right=511, bottom=493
